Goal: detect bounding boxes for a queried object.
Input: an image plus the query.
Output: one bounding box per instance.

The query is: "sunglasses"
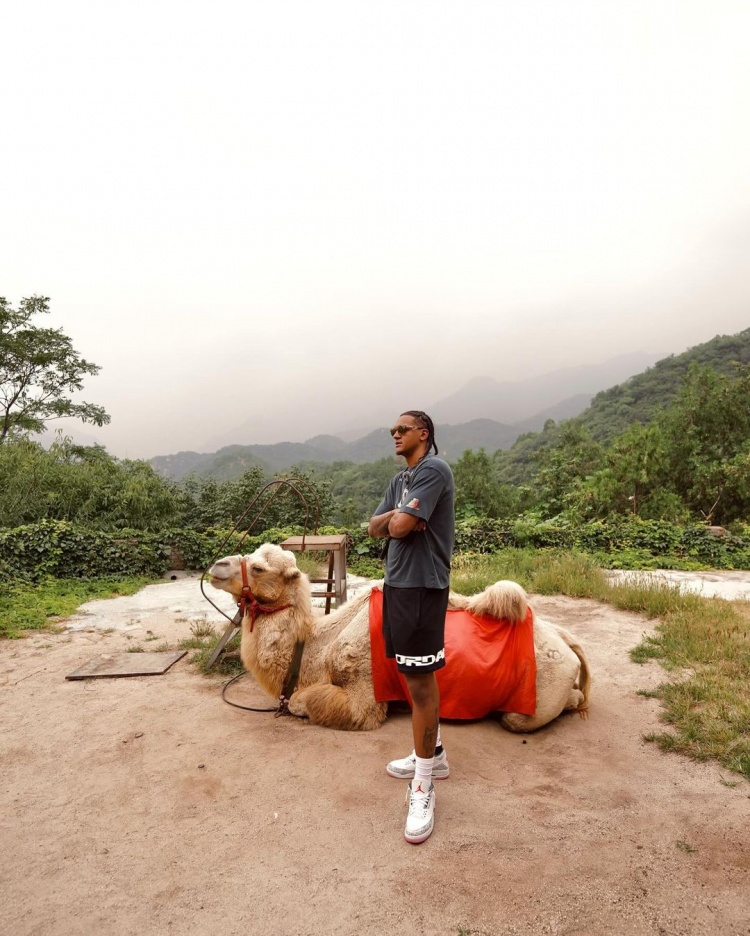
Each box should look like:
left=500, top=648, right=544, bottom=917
left=390, top=425, right=422, bottom=437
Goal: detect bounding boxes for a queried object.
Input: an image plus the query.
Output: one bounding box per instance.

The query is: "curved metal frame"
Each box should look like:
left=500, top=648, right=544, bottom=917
left=199, top=477, right=322, bottom=624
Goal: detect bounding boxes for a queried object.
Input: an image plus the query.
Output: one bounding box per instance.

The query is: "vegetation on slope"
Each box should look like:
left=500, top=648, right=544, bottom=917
left=581, top=327, right=750, bottom=442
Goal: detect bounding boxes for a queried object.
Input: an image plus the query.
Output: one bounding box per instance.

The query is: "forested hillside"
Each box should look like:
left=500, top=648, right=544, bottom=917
left=2, top=328, right=749, bottom=558
left=150, top=419, right=526, bottom=479
left=2, top=360, right=749, bottom=591
left=152, top=329, right=749, bottom=484
left=581, top=327, right=750, bottom=442
left=493, top=327, right=750, bottom=486
left=489, top=361, right=750, bottom=527
left=144, top=328, right=750, bottom=529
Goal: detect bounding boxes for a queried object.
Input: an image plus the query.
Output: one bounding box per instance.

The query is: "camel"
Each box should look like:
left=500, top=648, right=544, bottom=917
left=207, top=543, right=591, bottom=732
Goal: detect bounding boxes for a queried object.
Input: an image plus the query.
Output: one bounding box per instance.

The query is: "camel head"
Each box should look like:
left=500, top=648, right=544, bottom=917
left=208, top=543, right=311, bottom=610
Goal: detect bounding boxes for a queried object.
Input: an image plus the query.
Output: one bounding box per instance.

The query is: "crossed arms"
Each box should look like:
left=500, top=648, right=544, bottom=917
left=367, top=509, right=426, bottom=539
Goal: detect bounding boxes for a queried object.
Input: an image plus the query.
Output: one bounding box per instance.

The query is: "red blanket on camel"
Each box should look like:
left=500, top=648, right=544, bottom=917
left=368, top=586, right=537, bottom=719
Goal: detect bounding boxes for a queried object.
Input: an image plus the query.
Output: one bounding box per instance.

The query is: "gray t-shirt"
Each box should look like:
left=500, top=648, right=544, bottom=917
left=375, top=455, right=455, bottom=589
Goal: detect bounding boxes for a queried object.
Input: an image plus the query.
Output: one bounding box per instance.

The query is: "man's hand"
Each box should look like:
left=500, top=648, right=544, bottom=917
left=367, top=510, right=396, bottom=538
left=388, top=512, right=427, bottom=538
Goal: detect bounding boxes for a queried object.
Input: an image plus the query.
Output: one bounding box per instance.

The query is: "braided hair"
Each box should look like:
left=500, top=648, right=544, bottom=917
left=401, top=410, right=438, bottom=455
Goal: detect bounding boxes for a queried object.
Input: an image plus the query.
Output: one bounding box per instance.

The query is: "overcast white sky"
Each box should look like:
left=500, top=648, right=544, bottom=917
left=2, top=1, right=749, bottom=459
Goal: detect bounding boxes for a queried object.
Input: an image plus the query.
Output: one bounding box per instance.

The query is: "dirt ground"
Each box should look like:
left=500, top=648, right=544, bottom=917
left=2, top=573, right=749, bottom=936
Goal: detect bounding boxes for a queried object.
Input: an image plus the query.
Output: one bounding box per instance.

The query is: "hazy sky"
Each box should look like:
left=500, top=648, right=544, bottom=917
left=2, top=1, right=749, bottom=459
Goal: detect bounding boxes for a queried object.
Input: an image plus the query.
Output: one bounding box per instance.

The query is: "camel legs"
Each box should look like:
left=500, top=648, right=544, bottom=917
left=287, top=682, right=387, bottom=731
left=500, top=683, right=587, bottom=732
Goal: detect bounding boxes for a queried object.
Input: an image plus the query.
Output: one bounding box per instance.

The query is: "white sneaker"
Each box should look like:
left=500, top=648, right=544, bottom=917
left=386, top=748, right=450, bottom=780
left=404, top=782, right=435, bottom=844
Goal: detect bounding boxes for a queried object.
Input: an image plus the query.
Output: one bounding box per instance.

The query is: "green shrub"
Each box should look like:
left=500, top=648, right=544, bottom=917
left=0, top=520, right=168, bottom=580
left=0, top=521, right=354, bottom=581
left=1, top=517, right=747, bottom=584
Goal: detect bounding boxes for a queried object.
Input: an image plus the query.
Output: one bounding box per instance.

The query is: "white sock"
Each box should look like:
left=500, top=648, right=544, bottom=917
left=413, top=755, right=433, bottom=794
left=436, top=725, right=442, bottom=753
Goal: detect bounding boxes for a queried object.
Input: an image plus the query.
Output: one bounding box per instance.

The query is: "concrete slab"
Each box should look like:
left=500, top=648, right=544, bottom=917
left=65, top=650, right=187, bottom=679
left=607, top=568, right=750, bottom=601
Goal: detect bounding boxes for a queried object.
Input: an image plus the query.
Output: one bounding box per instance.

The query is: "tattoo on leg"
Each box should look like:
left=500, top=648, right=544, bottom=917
left=422, top=707, right=439, bottom=757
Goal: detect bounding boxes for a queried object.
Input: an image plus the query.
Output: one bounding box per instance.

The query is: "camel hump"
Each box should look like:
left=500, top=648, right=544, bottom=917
left=465, top=580, right=528, bottom=623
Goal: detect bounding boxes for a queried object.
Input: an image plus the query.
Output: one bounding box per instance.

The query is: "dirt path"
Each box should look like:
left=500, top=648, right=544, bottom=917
left=1, top=577, right=749, bottom=936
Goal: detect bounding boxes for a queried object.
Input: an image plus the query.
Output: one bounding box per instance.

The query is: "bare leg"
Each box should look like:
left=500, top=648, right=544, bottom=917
left=404, top=672, right=440, bottom=758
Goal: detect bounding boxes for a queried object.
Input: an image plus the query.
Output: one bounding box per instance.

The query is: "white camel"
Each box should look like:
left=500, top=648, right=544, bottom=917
left=208, top=543, right=591, bottom=732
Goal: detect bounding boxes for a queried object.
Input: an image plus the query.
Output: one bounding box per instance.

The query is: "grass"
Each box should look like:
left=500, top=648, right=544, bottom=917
left=189, top=618, right=218, bottom=640
left=0, top=576, right=156, bottom=639
left=177, top=620, right=243, bottom=676
left=676, top=839, right=697, bottom=854
left=450, top=549, right=750, bottom=781
left=294, top=551, right=329, bottom=578
left=347, top=555, right=386, bottom=579
left=450, top=547, right=608, bottom=598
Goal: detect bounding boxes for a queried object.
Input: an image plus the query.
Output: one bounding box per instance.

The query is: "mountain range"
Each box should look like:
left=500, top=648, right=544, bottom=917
left=149, top=351, right=662, bottom=479
left=427, top=352, right=659, bottom=424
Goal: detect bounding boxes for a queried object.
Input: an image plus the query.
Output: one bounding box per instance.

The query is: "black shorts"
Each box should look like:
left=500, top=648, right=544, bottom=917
left=382, top=584, right=449, bottom=674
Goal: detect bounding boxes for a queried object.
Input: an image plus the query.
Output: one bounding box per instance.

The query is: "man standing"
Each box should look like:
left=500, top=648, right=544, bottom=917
left=367, top=410, right=455, bottom=843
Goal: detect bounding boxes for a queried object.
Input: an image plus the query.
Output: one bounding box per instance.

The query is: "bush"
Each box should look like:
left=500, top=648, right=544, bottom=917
left=0, top=521, right=354, bottom=581
left=0, top=520, right=168, bottom=580
left=0, top=517, right=747, bottom=583
left=454, top=518, right=516, bottom=553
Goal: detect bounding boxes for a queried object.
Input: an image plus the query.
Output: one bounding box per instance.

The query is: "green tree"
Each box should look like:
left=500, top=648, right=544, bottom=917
left=571, top=423, right=686, bottom=522
left=568, top=364, right=750, bottom=524
left=175, top=465, right=335, bottom=532
left=300, top=457, right=400, bottom=526
left=272, top=466, right=335, bottom=529
left=453, top=448, right=520, bottom=520
left=581, top=327, right=750, bottom=442
left=659, top=364, right=750, bottom=524
left=0, top=435, right=182, bottom=530
left=177, top=474, right=224, bottom=529
left=532, top=424, right=604, bottom=519
left=494, top=418, right=561, bottom=489
left=0, top=296, right=109, bottom=443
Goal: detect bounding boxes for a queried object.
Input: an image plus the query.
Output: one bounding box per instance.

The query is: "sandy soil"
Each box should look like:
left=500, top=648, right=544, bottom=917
left=2, top=573, right=749, bottom=936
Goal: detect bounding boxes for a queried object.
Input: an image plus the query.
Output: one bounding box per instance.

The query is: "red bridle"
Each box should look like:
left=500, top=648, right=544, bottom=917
left=239, top=557, right=291, bottom=632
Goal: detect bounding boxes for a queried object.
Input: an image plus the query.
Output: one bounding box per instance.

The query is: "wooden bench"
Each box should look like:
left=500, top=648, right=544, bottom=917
left=279, top=533, right=348, bottom=613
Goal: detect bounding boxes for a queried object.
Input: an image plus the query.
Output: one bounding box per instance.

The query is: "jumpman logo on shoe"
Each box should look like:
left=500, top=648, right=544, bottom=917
left=414, top=782, right=426, bottom=794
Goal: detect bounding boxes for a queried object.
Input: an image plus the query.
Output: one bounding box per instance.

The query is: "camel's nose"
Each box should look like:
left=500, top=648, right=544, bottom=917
left=208, top=559, right=233, bottom=580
